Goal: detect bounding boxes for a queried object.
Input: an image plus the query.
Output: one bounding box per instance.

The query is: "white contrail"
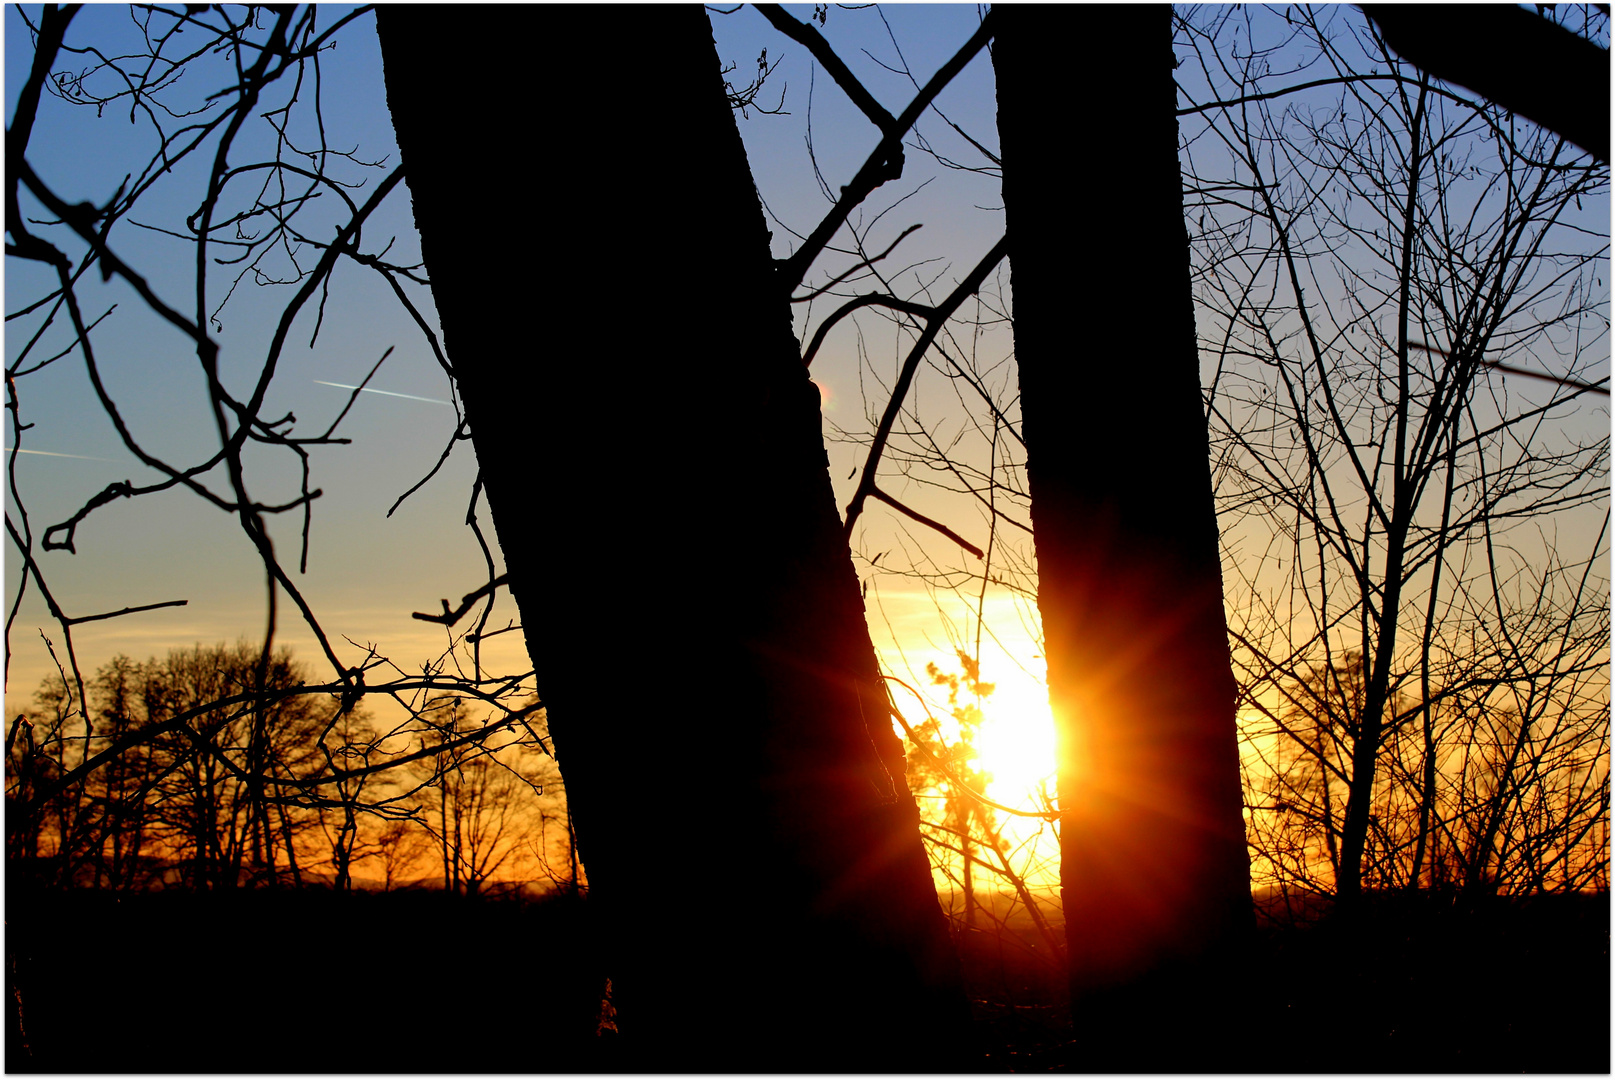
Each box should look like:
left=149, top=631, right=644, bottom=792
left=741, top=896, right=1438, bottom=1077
left=3, top=447, right=113, bottom=461
left=314, top=380, right=451, bottom=406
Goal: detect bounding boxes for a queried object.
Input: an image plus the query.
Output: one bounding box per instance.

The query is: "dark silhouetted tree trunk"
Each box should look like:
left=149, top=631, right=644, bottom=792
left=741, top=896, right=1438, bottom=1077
left=378, top=5, right=965, bottom=1069
left=1361, top=4, right=1608, bottom=163
left=993, top=5, right=1253, bottom=1067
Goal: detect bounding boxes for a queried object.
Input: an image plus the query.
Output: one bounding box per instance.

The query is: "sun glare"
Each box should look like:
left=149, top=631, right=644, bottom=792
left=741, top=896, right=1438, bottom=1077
left=972, top=683, right=1057, bottom=807
left=957, top=675, right=1060, bottom=886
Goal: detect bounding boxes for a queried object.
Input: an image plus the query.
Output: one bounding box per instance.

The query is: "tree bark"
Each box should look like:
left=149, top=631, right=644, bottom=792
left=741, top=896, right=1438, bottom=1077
left=993, top=4, right=1253, bottom=1064
left=378, top=5, right=965, bottom=1069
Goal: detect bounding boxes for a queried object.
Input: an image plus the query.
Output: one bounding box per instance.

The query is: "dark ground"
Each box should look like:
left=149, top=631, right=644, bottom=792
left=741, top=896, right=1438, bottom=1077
left=989, top=889, right=1611, bottom=1074
left=7, top=885, right=1608, bottom=1072
left=8, top=887, right=610, bottom=1073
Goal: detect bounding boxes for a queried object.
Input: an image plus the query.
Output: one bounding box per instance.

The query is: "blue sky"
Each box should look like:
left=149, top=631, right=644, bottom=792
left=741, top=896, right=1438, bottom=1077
left=5, top=5, right=492, bottom=700
left=5, top=4, right=1605, bottom=801
left=3, top=4, right=1024, bottom=724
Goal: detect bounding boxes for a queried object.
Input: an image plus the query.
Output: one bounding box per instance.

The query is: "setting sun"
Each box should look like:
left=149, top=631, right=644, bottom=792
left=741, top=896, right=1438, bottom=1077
left=891, top=647, right=1062, bottom=891
left=973, top=684, right=1057, bottom=806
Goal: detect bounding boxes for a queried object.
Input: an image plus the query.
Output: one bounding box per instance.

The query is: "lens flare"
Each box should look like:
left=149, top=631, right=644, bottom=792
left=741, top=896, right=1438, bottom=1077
left=810, top=377, right=831, bottom=411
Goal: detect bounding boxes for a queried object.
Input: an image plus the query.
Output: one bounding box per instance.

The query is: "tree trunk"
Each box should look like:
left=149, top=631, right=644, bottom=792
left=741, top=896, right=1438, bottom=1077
left=378, top=5, right=965, bottom=1069
left=993, top=5, right=1253, bottom=1065
left=1361, top=4, right=1609, bottom=164
left=1335, top=76, right=1428, bottom=904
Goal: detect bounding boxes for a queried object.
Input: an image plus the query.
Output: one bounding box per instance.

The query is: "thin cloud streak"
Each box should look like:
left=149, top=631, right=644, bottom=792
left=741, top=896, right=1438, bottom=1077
left=314, top=380, right=451, bottom=406
left=3, top=446, right=114, bottom=461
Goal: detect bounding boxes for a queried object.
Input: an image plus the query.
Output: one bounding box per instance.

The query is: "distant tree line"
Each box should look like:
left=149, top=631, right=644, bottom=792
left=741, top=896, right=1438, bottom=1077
left=8, top=643, right=569, bottom=896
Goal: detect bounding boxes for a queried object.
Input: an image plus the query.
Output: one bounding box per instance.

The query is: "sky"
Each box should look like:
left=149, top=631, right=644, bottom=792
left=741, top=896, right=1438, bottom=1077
left=5, top=5, right=503, bottom=690
left=3, top=5, right=1058, bottom=831
left=5, top=3, right=1607, bottom=873
left=5, top=5, right=519, bottom=701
